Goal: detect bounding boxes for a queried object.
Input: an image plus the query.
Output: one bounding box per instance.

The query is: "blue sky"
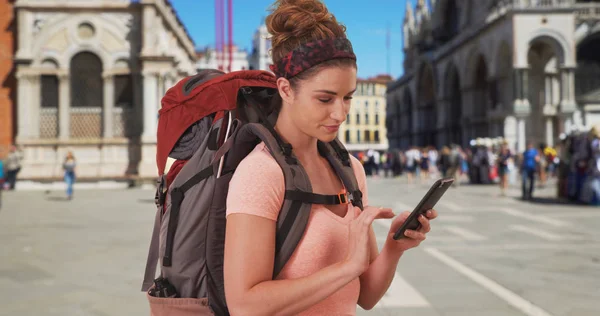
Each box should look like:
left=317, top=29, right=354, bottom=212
left=170, top=0, right=414, bottom=79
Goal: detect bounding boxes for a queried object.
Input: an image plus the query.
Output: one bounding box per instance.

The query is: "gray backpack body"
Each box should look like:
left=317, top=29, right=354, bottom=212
left=141, top=70, right=364, bottom=315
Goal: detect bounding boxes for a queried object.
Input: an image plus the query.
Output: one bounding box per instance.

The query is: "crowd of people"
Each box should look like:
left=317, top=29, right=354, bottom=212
left=351, top=138, right=561, bottom=201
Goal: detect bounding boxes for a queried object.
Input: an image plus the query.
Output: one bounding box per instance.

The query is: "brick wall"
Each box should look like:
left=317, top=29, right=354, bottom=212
left=0, top=1, right=16, bottom=159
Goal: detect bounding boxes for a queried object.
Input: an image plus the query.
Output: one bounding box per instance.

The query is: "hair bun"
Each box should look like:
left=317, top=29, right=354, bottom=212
left=266, top=0, right=346, bottom=61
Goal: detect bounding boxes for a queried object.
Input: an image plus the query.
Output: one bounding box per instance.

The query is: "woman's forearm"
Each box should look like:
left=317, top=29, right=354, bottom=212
left=228, top=261, right=358, bottom=316
left=357, top=240, right=404, bottom=310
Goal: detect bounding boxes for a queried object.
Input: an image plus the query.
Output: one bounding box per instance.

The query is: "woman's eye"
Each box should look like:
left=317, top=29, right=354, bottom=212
left=319, top=98, right=332, bottom=103
left=344, top=96, right=353, bottom=101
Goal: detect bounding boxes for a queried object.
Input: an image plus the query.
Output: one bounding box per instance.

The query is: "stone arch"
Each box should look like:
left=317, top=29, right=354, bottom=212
left=527, top=30, right=572, bottom=67
left=471, top=54, right=491, bottom=137
left=403, top=87, right=414, bottom=147
left=417, top=62, right=436, bottom=145
left=444, top=62, right=463, bottom=145
left=417, top=62, right=436, bottom=107
left=462, top=44, right=491, bottom=89
left=41, top=58, right=60, bottom=70
left=526, top=33, right=567, bottom=146
left=493, top=41, right=513, bottom=110
left=114, top=58, right=131, bottom=71
left=64, top=44, right=113, bottom=71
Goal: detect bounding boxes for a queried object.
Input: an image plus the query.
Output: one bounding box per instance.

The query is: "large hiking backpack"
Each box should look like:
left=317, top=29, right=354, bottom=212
left=141, top=70, right=364, bottom=315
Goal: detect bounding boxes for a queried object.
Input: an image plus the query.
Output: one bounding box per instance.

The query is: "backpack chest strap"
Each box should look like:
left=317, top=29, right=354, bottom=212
left=284, top=189, right=362, bottom=207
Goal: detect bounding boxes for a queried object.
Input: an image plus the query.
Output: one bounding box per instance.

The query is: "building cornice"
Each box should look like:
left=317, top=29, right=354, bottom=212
left=141, top=0, right=196, bottom=62
left=15, top=0, right=197, bottom=62
left=14, top=0, right=131, bottom=9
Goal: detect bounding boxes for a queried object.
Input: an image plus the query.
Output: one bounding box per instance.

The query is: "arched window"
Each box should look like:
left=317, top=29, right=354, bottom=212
left=70, top=52, right=103, bottom=138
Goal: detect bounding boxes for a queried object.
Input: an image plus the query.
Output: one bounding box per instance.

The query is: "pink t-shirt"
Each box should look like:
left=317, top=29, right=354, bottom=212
left=226, top=142, right=369, bottom=315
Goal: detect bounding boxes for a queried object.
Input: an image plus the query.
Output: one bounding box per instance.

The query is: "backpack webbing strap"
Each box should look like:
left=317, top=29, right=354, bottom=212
left=240, top=89, right=297, bottom=164
left=163, top=165, right=214, bottom=267
left=284, top=190, right=349, bottom=205
left=141, top=206, right=162, bottom=291
left=319, top=140, right=364, bottom=210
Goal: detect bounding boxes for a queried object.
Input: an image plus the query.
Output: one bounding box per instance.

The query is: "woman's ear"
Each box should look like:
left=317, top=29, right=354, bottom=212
left=276, top=77, right=294, bottom=105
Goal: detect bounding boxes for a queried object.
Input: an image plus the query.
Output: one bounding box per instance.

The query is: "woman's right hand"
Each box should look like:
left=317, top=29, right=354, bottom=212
left=344, top=206, right=394, bottom=277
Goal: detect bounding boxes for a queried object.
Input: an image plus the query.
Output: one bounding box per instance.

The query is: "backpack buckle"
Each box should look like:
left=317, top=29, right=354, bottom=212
left=338, top=192, right=348, bottom=204
left=155, top=176, right=167, bottom=207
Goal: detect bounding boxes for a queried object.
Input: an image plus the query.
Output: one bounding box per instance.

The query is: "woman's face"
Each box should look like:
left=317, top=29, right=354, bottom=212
left=278, top=65, right=357, bottom=143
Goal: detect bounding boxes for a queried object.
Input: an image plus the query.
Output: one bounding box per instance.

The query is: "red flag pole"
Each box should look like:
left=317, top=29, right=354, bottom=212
left=220, top=0, right=226, bottom=72
left=228, top=0, right=233, bottom=72
left=214, top=0, right=221, bottom=70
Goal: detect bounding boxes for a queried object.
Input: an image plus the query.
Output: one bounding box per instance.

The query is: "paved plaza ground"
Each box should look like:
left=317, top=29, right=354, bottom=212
left=1, top=177, right=599, bottom=316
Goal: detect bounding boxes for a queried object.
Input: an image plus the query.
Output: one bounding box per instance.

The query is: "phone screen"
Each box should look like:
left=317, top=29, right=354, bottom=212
left=393, top=178, right=454, bottom=240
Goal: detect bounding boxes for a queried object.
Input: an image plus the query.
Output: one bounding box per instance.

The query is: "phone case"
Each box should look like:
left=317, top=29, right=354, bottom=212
left=393, top=178, right=454, bottom=240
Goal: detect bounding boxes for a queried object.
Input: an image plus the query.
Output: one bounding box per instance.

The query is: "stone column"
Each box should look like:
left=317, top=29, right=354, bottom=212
left=544, top=75, right=553, bottom=108
left=517, top=117, right=526, bottom=153
left=559, top=67, right=576, bottom=113
left=29, top=75, right=41, bottom=139
left=142, top=72, right=159, bottom=142
left=58, top=73, right=70, bottom=140
left=16, top=71, right=34, bottom=140
left=15, top=10, right=33, bottom=60
left=552, top=74, right=560, bottom=106
left=141, top=6, right=157, bottom=57
left=513, top=68, right=531, bottom=114
left=103, top=74, right=114, bottom=138
left=545, top=117, right=554, bottom=147
left=503, top=116, right=518, bottom=152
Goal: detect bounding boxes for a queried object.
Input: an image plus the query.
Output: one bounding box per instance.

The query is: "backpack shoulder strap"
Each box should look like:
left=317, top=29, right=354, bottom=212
left=318, top=139, right=364, bottom=210
left=233, top=123, right=312, bottom=278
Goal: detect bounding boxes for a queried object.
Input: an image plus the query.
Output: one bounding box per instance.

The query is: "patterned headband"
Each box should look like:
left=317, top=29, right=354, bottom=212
left=269, top=37, right=357, bottom=79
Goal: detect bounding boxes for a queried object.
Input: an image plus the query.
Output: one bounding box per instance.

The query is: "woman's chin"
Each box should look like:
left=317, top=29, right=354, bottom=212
left=316, top=132, right=339, bottom=143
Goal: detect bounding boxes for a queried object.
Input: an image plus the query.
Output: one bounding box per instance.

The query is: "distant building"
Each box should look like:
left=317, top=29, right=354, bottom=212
left=387, top=0, right=600, bottom=152
left=196, top=45, right=249, bottom=72
left=340, top=75, right=392, bottom=152
left=248, top=23, right=272, bottom=71
left=12, top=0, right=197, bottom=179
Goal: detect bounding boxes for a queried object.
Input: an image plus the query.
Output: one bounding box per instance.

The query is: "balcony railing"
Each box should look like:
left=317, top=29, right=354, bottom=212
left=489, top=0, right=600, bottom=23
left=501, top=0, right=575, bottom=8
left=575, top=3, right=600, bottom=21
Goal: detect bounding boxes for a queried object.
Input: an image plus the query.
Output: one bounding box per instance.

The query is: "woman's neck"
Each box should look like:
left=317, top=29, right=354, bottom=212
left=274, top=111, right=319, bottom=161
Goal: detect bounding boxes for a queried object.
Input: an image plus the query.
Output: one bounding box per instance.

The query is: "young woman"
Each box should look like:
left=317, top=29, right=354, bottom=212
left=63, top=151, right=76, bottom=200
left=222, top=1, right=438, bottom=315
left=497, top=142, right=512, bottom=196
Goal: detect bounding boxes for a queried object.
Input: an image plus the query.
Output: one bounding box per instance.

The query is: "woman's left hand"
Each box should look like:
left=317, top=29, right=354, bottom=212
left=386, top=209, right=438, bottom=252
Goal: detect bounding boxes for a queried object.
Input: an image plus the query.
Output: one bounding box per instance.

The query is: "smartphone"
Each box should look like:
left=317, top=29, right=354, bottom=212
left=393, top=178, right=454, bottom=240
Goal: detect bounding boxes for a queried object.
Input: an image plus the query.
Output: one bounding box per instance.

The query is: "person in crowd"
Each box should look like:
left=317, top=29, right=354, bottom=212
left=497, top=141, right=512, bottom=196
left=4, top=145, right=23, bottom=190
left=63, top=151, right=77, bottom=200
left=521, top=141, right=540, bottom=200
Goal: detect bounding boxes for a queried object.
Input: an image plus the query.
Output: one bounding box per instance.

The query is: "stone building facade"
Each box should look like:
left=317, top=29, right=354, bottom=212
left=387, top=0, right=600, bottom=152
left=340, top=75, right=391, bottom=152
left=13, top=0, right=196, bottom=179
